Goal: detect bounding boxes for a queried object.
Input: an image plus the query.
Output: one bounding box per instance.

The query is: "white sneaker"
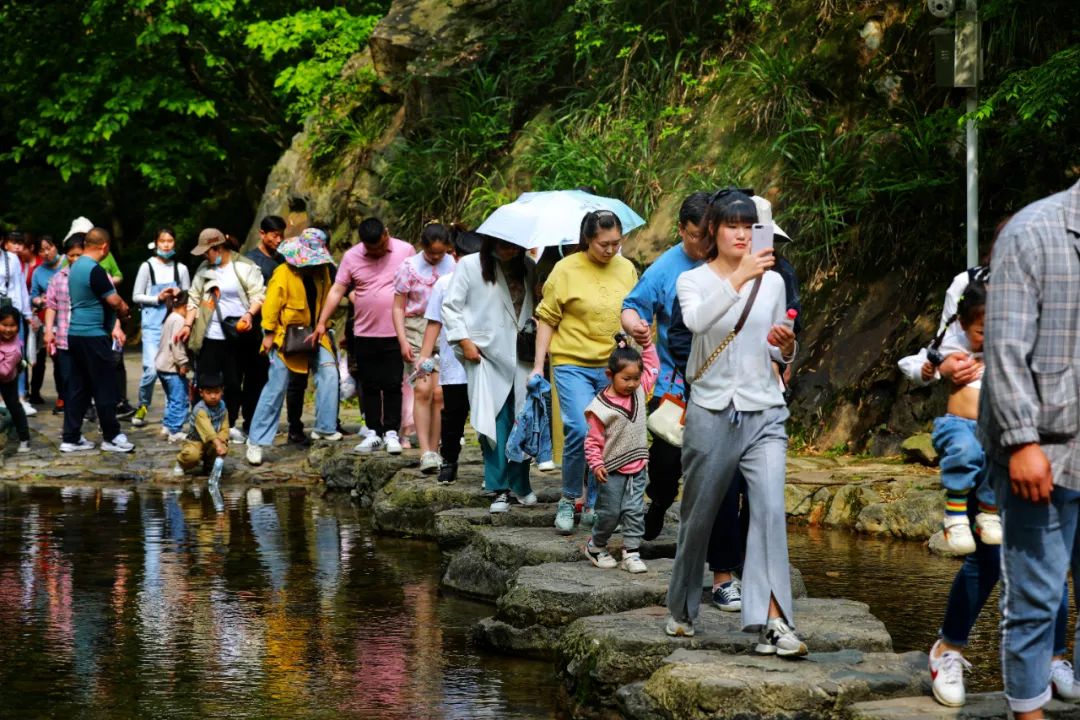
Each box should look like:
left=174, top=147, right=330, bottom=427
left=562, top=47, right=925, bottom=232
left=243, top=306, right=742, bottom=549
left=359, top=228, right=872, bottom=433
left=974, top=512, right=1002, bottom=545
left=20, top=400, right=37, bottom=416
left=515, top=491, right=538, bottom=506
left=167, top=431, right=187, bottom=443
left=229, top=427, right=246, bottom=444
left=384, top=431, right=402, bottom=455
left=17, top=441, right=30, bottom=454
left=353, top=434, right=384, bottom=454
left=664, top=616, right=694, bottom=637
left=1053, top=658, right=1080, bottom=701
left=419, top=451, right=442, bottom=474
left=245, top=443, right=263, bottom=466
left=622, top=551, right=647, bottom=573
left=60, top=438, right=96, bottom=453
left=929, top=640, right=971, bottom=707
left=101, top=434, right=135, bottom=453
left=310, top=429, right=343, bottom=442
left=172, top=463, right=186, bottom=477
left=755, top=617, right=808, bottom=658
left=489, top=492, right=511, bottom=514
left=584, top=541, right=617, bottom=569
left=943, top=516, right=977, bottom=554
left=537, top=460, right=556, bottom=472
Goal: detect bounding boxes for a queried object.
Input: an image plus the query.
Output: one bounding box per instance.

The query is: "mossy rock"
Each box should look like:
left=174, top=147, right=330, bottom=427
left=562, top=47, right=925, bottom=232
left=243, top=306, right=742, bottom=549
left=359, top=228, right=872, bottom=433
left=900, top=433, right=938, bottom=467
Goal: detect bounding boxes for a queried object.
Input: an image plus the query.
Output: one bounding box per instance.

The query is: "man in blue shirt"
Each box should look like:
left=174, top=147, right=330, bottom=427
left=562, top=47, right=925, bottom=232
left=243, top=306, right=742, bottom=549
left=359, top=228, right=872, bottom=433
left=620, top=191, right=710, bottom=540
left=62, top=227, right=135, bottom=453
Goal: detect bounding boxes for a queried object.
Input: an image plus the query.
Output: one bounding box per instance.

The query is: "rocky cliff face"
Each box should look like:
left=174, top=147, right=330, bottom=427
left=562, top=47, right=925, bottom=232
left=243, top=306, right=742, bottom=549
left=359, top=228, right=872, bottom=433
left=248, top=0, right=952, bottom=452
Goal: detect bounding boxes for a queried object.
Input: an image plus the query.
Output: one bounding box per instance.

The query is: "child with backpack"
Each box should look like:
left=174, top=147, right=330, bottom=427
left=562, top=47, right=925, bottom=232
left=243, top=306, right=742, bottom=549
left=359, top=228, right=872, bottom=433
left=582, top=333, right=658, bottom=573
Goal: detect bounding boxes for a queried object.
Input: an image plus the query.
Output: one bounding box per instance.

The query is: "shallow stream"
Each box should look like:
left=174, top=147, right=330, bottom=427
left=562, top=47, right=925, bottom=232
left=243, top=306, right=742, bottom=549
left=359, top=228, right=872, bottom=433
left=0, top=484, right=1029, bottom=718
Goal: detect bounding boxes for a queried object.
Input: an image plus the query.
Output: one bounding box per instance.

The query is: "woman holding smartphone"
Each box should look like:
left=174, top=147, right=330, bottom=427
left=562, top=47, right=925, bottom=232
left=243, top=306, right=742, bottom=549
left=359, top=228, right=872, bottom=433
left=663, top=190, right=803, bottom=657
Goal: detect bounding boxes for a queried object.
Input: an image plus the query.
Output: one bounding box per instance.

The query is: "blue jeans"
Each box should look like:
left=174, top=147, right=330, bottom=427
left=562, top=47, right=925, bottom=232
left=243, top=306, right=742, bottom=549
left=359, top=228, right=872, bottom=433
left=158, top=372, right=189, bottom=433
left=552, top=364, right=608, bottom=506
left=995, top=463, right=1080, bottom=713
left=249, top=348, right=339, bottom=447
left=932, top=414, right=996, bottom=507
left=479, top=391, right=532, bottom=496
left=138, top=320, right=163, bottom=408
left=939, top=500, right=1069, bottom=654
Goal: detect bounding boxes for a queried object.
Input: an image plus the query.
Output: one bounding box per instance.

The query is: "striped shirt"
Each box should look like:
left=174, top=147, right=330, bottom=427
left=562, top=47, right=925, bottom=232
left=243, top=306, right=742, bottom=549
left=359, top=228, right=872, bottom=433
left=44, top=267, right=72, bottom=351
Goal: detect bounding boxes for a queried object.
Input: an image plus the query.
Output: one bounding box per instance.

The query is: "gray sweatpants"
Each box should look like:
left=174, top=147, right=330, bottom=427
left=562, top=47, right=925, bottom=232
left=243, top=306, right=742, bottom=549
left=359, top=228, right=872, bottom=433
left=591, top=468, right=647, bottom=551
left=666, top=402, right=793, bottom=631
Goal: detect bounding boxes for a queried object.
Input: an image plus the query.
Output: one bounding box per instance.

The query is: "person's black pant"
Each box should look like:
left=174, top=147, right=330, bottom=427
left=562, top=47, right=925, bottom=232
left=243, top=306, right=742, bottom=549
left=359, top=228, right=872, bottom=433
left=0, top=378, right=30, bottom=441
left=286, top=370, right=307, bottom=434
left=64, top=336, right=121, bottom=443
left=643, top=434, right=683, bottom=539
left=707, top=472, right=749, bottom=573
left=351, top=336, right=403, bottom=436
left=440, top=383, right=469, bottom=465
left=29, top=343, right=53, bottom=400
left=198, top=338, right=243, bottom=426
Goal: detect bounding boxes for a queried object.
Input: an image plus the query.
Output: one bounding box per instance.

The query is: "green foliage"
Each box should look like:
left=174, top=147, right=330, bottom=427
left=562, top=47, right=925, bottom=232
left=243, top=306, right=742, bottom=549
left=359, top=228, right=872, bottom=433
left=733, top=45, right=818, bottom=133
left=971, top=46, right=1080, bottom=129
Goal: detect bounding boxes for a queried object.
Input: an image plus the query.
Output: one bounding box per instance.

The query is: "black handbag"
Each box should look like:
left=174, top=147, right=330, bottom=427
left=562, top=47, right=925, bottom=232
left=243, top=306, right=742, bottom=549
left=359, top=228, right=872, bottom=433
left=213, top=301, right=242, bottom=340
left=283, top=324, right=315, bottom=354
left=517, top=318, right=537, bottom=363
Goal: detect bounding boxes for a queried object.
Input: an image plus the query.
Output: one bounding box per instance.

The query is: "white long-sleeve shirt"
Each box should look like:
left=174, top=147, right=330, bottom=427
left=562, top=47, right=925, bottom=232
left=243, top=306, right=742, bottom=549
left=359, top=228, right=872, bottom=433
left=132, top=257, right=191, bottom=306
left=0, top=250, right=30, bottom=319
left=677, top=266, right=790, bottom=412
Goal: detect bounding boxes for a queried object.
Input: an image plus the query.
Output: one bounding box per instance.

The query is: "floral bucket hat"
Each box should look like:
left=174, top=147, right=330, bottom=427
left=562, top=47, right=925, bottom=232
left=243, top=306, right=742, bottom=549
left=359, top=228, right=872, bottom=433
left=279, top=228, right=332, bottom=268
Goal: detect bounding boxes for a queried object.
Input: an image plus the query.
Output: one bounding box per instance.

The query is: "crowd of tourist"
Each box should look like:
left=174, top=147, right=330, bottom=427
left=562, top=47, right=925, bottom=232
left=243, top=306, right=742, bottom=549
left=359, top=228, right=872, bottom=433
left=3, top=178, right=1080, bottom=719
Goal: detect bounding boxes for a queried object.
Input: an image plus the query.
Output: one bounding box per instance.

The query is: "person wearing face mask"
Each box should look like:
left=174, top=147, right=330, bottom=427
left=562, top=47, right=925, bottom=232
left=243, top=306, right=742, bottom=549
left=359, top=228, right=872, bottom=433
left=29, top=235, right=62, bottom=408
left=245, top=229, right=340, bottom=465
left=130, top=227, right=191, bottom=427
left=176, top=228, right=266, bottom=434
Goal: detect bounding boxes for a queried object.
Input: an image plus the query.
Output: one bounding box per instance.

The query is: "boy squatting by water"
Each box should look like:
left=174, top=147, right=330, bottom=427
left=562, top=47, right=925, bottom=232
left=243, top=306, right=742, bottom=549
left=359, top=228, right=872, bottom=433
left=174, top=372, right=229, bottom=479
left=581, top=332, right=659, bottom=573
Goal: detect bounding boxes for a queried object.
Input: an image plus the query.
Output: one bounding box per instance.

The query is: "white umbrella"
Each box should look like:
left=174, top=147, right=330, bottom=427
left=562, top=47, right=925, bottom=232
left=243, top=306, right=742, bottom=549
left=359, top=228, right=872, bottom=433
left=476, top=190, right=646, bottom=249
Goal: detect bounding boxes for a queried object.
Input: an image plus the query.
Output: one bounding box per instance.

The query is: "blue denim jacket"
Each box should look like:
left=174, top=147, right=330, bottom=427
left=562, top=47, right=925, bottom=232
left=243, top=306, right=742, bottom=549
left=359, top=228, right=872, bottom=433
left=506, top=374, right=553, bottom=464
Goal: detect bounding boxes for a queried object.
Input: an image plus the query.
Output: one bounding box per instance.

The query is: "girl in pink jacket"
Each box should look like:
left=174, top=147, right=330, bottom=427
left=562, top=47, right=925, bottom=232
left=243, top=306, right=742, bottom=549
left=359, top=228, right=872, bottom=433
left=0, top=306, right=31, bottom=452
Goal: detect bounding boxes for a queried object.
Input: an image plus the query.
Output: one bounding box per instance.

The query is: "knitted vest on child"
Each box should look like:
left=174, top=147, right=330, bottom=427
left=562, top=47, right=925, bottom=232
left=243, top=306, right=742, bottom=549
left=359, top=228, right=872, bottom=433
left=585, top=386, right=650, bottom=474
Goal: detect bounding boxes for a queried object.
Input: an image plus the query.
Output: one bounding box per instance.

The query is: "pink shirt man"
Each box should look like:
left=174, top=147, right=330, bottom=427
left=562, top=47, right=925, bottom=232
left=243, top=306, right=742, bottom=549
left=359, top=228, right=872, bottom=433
left=334, top=237, right=415, bottom=337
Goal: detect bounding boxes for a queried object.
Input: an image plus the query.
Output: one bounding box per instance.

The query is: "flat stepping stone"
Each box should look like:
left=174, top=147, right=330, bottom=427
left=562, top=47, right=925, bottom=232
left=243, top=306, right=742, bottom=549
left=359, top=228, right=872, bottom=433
left=851, top=693, right=1080, bottom=719
left=614, top=648, right=928, bottom=720
left=435, top=504, right=562, bottom=549
left=558, top=598, right=891, bottom=707
left=440, top=526, right=680, bottom=601
left=372, top=468, right=564, bottom=538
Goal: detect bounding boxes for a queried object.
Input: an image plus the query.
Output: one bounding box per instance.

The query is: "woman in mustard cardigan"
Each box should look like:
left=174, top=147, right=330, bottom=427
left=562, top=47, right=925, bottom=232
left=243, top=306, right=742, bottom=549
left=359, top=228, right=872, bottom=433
left=245, top=228, right=340, bottom=465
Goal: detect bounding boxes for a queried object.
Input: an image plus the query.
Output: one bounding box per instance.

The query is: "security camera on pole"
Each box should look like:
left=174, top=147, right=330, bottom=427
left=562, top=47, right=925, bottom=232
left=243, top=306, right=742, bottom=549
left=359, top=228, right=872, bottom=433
left=929, top=0, right=981, bottom=267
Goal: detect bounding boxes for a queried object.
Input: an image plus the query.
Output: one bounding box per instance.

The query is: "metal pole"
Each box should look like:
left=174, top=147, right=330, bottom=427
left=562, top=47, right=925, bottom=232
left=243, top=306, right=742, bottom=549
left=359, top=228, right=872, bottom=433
left=965, top=0, right=979, bottom=268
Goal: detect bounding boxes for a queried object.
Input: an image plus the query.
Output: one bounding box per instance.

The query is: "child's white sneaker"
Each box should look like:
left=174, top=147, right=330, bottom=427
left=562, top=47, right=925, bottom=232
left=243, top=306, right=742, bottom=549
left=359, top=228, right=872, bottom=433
left=943, top=515, right=977, bottom=554
left=17, top=440, right=30, bottom=454
left=384, top=431, right=402, bottom=455
left=584, top=541, right=617, bottom=569
left=622, top=551, right=647, bottom=574
left=1052, top=658, right=1080, bottom=701
left=974, top=512, right=1002, bottom=545
left=167, top=431, right=187, bottom=443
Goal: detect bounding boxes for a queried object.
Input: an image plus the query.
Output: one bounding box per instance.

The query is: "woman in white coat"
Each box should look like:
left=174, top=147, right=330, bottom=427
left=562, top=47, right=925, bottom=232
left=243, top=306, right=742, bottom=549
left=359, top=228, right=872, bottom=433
left=441, top=234, right=536, bottom=513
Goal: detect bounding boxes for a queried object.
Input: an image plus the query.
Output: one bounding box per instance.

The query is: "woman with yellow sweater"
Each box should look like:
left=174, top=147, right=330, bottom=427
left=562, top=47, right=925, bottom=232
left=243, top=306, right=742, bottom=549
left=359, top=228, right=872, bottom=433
left=246, top=229, right=340, bottom=465
left=533, top=210, right=639, bottom=534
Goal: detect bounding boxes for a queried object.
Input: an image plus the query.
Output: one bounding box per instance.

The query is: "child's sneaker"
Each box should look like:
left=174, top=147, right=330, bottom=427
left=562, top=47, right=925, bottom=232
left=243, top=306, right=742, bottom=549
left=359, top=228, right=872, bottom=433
left=419, top=451, right=441, bottom=473
left=131, top=405, right=148, bottom=426
left=664, top=616, right=694, bottom=637
left=167, top=431, right=187, bottom=443
left=245, top=443, right=263, bottom=466
left=17, top=440, right=30, bottom=454
left=974, top=512, right=1002, bottom=545
left=755, top=617, right=808, bottom=658
left=713, top=578, right=743, bottom=612
left=621, top=551, right=647, bottom=573
left=489, top=492, right=511, bottom=514
left=537, top=460, right=556, bottom=472
left=929, top=639, right=971, bottom=707
left=514, top=491, right=537, bottom=506
left=384, top=431, right=403, bottom=455
left=583, top=541, right=617, bottom=569
left=229, top=427, right=246, bottom=444
left=1052, top=658, right=1080, bottom=701
left=943, top=515, right=977, bottom=554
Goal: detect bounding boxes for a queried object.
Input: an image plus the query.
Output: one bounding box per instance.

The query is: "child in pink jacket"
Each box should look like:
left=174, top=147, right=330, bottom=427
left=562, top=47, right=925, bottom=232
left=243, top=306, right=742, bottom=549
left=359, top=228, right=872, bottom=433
left=582, top=333, right=659, bottom=574
left=0, top=306, right=31, bottom=452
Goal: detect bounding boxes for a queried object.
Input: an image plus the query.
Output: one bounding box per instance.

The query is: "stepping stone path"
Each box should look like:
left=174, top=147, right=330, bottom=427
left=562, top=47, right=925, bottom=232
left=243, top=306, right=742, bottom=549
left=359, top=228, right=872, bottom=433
left=614, top=648, right=928, bottom=720
left=557, top=599, right=893, bottom=711
left=851, top=694, right=1080, bottom=719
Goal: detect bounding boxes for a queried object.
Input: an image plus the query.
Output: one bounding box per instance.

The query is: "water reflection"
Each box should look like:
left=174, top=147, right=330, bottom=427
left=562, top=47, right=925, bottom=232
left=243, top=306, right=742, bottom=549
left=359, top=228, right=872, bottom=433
left=0, top=484, right=557, bottom=719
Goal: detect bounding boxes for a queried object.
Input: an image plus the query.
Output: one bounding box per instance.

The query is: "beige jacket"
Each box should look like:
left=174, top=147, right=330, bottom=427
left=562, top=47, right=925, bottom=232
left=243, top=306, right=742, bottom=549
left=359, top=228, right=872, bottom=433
left=155, top=312, right=190, bottom=373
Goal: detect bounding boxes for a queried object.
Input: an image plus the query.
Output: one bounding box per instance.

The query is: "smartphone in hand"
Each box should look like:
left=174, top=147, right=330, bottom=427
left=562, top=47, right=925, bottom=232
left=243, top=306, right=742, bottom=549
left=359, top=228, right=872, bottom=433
left=751, top=223, right=774, bottom=254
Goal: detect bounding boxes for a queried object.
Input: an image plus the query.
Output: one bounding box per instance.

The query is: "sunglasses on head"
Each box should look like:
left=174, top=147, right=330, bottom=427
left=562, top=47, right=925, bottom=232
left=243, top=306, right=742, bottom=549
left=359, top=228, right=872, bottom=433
left=708, top=187, right=754, bottom=205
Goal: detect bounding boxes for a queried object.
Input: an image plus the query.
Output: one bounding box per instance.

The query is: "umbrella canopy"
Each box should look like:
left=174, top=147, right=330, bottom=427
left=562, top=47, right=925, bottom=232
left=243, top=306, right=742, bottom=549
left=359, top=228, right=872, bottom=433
left=476, top=190, right=646, bottom=249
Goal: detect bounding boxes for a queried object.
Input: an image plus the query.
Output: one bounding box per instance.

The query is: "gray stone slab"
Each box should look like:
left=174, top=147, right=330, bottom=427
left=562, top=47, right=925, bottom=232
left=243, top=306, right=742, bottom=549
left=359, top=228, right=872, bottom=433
left=850, top=693, right=1080, bottom=719
left=614, top=648, right=929, bottom=720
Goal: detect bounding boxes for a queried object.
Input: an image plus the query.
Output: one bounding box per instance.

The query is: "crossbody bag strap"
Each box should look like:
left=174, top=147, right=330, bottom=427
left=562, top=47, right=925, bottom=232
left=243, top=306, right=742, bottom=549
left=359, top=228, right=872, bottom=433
left=690, top=276, right=762, bottom=384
